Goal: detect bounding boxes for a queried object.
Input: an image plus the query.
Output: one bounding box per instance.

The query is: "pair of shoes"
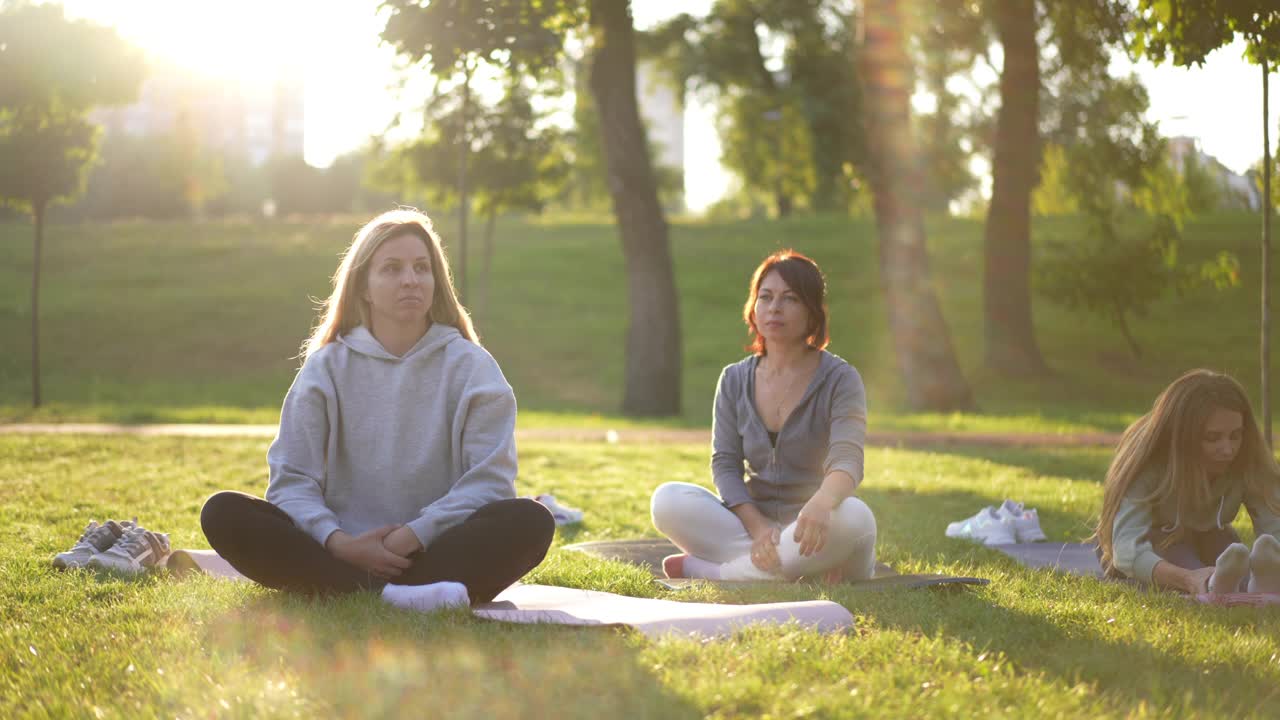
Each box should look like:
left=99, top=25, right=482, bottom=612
left=534, top=494, right=584, bottom=526
left=997, top=499, right=1047, bottom=543
left=52, top=518, right=171, bottom=575
left=945, top=500, right=1046, bottom=545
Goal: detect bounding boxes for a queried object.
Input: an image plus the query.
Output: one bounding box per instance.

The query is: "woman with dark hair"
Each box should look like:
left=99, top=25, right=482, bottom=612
left=651, top=250, right=877, bottom=582
left=200, top=209, right=555, bottom=610
left=1096, top=369, right=1280, bottom=594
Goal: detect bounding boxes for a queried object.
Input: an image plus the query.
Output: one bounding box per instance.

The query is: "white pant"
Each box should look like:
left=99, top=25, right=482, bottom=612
left=650, top=481, right=878, bottom=581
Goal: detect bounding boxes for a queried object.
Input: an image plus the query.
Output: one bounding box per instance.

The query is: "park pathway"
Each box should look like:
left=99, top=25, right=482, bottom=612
left=0, top=423, right=1121, bottom=448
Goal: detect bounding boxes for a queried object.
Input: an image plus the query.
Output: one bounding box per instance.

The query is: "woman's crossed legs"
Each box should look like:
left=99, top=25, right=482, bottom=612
left=201, top=491, right=554, bottom=604
left=650, top=481, right=877, bottom=582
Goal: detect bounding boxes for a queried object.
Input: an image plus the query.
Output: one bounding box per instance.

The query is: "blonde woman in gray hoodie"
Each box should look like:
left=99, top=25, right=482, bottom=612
left=201, top=209, right=554, bottom=611
left=1095, top=370, right=1280, bottom=595
left=651, top=250, right=878, bottom=583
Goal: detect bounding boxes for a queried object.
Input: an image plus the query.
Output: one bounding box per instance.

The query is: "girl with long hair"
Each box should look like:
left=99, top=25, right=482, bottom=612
left=201, top=209, right=554, bottom=610
left=1096, top=369, right=1280, bottom=594
left=651, top=250, right=878, bottom=582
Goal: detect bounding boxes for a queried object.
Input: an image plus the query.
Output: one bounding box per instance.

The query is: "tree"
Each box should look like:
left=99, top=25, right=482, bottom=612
left=644, top=1, right=868, bottom=216
left=858, top=0, right=976, bottom=411
left=981, top=0, right=1050, bottom=377
left=587, top=0, right=683, bottom=415
left=923, top=1, right=1169, bottom=378
left=1032, top=69, right=1241, bottom=357
left=468, top=82, right=571, bottom=323
left=1131, top=0, right=1279, bottom=442
left=380, top=0, right=682, bottom=415
left=381, top=0, right=572, bottom=304
left=563, top=57, right=684, bottom=214
left=913, top=5, right=986, bottom=214
left=0, top=3, right=144, bottom=406
left=371, top=77, right=571, bottom=323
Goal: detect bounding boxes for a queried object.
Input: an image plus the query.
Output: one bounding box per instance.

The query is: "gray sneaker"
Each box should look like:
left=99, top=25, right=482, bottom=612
left=52, top=519, right=134, bottom=569
left=87, top=525, right=171, bottom=575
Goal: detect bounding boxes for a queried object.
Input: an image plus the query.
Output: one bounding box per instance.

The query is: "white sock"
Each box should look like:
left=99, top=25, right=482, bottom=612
left=682, top=555, right=722, bottom=580
left=719, top=553, right=783, bottom=582
left=1209, top=543, right=1250, bottom=594
left=1247, top=534, right=1280, bottom=594
left=381, top=581, right=470, bottom=612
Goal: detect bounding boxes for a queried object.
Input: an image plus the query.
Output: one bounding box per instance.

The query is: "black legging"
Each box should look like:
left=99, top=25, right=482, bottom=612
left=201, top=491, right=555, bottom=603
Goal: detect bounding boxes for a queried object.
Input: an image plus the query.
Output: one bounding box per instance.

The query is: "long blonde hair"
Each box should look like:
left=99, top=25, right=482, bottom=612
left=1096, top=369, right=1280, bottom=573
left=303, top=208, right=477, bottom=358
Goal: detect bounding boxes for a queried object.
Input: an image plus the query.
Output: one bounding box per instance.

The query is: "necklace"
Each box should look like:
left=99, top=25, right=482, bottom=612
left=759, top=356, right=808, bottom=430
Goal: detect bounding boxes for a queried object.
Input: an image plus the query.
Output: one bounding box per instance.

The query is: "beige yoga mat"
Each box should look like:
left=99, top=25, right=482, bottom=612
left=475, top=584, right=855, bottom=638
left=563, top=539, right=989, bottom=591
left=168, top=549, right=853, bottom=636
left=167, top=549, right=247, bottom=580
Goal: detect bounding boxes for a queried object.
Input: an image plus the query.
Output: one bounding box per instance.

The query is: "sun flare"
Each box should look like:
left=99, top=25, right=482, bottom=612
left=65, top=0, right=314, bottom=82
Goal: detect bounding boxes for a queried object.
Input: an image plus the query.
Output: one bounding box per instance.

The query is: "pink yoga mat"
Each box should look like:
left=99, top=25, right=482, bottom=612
left=169, top=550, right=855, bottom=637
left=475, top=584, right=854, bottom=638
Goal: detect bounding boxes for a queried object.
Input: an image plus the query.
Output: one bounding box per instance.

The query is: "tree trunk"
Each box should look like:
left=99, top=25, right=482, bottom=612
left=457, top=62, right=473, bottom=305
left=31, top=201, right=44, bottom=408
left=776, top=191, right=793, bottom=218
left=1263, top=58, right=1272, bottom=447
left=983, top=0, right=1049, bottom=377
left=858, top=0, right=975, bottom=411
left=1118, top=312, right=1143, bottom=360
left=588, top=0, right=682, bottom=416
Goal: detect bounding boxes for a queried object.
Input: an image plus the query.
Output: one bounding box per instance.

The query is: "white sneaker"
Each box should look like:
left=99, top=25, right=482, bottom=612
left=52, top=519, right=135, bottom=569
left=996, top=500, right=1047, bottom=543
left=88, top=526, right=171, bottom=575
left=945, top=507, right=1016, bottom=545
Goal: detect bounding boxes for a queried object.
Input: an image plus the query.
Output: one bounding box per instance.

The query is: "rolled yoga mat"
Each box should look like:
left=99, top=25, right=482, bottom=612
left=563, top=538, right=989, bottom=591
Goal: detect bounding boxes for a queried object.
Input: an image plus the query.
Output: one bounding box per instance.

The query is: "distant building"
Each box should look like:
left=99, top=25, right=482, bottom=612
left=1167, top=135, right=1260, bottom=210
left=636, top=60, right=685, bottom=182
left=92, top=60, right=304, bottom=166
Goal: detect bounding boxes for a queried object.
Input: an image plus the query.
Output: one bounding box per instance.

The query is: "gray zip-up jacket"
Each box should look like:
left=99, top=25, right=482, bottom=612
left=1111, top=463, right=1280, bottom=582
left=711, top=351, right=867, bottom=524
left=265, top=323, right=518, bottom=550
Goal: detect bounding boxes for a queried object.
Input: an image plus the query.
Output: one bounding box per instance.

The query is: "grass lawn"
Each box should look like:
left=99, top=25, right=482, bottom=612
left=1, top=212, right=1274, bottom=433
left=4, top=434, right=1279, bottom=718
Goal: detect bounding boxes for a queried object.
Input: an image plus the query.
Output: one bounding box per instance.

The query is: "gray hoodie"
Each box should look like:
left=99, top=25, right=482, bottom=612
left=265, top=323, right=518, bottom=550
left=712, top=351, right=867, bottom=524
left=1111, top=463, right=1280, bottom=582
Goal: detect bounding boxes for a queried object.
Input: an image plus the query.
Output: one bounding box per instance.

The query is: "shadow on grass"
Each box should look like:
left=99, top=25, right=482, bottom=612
left=849, top=484, right=1280, bottom=716
left=862, top=582, right=1280, bottom=717
left=203, top=593, right=703, bottom=719
left=930, top=445, right=1114, bottom=487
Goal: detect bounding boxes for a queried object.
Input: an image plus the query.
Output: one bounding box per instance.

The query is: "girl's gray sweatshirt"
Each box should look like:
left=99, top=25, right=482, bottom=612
left=265, top=323, right=518, bottom=550
left=1111, top=463, right=1280, bottom=582
left=711, top=351, right=867, bottom=524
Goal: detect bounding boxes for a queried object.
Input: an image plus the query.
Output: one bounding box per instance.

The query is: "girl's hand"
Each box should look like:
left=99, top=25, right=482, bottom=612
left=382, top=526, right=424, bottom=557
left=794, top=491, right=838, bottom=557
left=748, top=523, right=782, bottom=572
left=326, top=526, right=413, bottom=579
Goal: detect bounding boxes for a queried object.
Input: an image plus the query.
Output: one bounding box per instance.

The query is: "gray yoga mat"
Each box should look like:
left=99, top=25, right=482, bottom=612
left=563, top=539, right=989, bottom=591
left=987, top=542, right=1104, bottom=578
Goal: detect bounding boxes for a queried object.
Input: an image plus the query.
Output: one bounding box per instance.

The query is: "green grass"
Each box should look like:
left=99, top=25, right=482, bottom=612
left=0, top=212, right=1274, bottom=432
left=4, top=434, right=1279, bottom=717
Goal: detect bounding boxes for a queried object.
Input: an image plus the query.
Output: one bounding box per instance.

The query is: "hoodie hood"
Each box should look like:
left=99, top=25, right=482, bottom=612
left=338, top=323, right=461, bottom=361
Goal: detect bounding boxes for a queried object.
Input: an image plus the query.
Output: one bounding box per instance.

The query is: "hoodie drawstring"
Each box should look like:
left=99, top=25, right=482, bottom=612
left=1161, top=495, right=1227, bottom=532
